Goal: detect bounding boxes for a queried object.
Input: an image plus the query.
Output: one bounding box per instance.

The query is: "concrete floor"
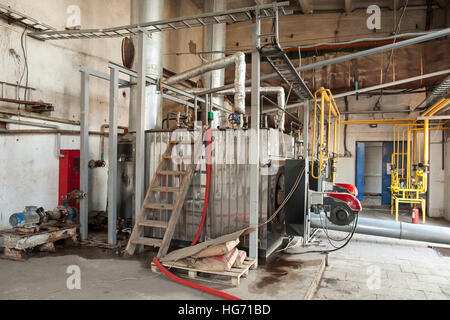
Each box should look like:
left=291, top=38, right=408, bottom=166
left=1, top=209, right=449, bottom=300
left=314, top=209, right=450, bottom=300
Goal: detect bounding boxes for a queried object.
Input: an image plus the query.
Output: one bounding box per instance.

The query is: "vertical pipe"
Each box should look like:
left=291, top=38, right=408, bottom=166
left=413, top=129, right=417, bottom=167
left=129, top=0, right=164, bottom=132
left=249, top=11, right=261, bottom=263
left=135, top=32, right=147, bottom=227
left=108, top=67, right=119, bottom=245
left=203, top=0, right=227, bottom=128
left=424, top=119, right=429, bottom=166
left=407, top=126, right=411, bottom=189
left=303, top=100, right=310, bottom=244
left=80, top=71, right=90, bottom=240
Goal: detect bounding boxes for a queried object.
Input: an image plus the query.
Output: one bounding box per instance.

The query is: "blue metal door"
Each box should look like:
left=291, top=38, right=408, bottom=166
left=382, top=142, right=394, bottom=205
left=355, top=142, right=365, bottom=201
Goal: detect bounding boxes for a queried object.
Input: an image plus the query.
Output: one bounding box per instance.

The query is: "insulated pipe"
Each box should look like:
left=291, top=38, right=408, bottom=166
left=203, top=0, right=227, bottom=128
left=213, top=87, right=286, bottom=131
left=129, top=0, right=164, bottom=132
left=166, top=52, right=246, bottom=114
left=310, top=214, right=450, bottom=245
left=0, top=117, right=64, bottom=158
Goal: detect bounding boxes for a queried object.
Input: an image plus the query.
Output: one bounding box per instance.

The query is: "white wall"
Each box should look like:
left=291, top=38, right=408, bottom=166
left=0, top=0, right=205, bottom=230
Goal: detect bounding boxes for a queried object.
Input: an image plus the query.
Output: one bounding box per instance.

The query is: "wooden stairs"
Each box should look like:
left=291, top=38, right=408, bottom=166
left=125, top=128, right=204, bottom=258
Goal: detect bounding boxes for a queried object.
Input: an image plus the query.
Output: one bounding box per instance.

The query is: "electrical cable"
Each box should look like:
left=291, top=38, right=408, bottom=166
left=260, top=166, right=305, bottom=228
left=285, top=213, right=359, bottom=255
left=152, top=128, right=241, bottom=301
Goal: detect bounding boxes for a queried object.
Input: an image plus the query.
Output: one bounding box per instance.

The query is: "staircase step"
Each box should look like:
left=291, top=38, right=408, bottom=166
left=158, top=170, right=187, bottom=176
left=163, top=155, right=191, bottom=160
left=151, top=186, right=181, bottom=193
left=132, top=237, right=162, bottom=247
left=138, top=220, right=169, bottom=229
left=169, top=140, right=195, bottom=144
left=144, top=203, right=174, bottom=210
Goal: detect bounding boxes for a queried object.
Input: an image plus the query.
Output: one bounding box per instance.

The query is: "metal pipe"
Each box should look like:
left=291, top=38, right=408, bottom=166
left=203, top=0, right=227, bottom=128
left=0, top=108, right=80, bottom=126
left=166, top=52, right=246, bottom=114
left=129, top=0, right=164, bottom=132
left=310, top=214, right=450, bottom=245
left=198, top=29, right=450, bottom=97
left=214, top=86, right=286, bottom=130
left=0, top=117, right=64, bottom=158
left=279, top=69, right=450, bottom=113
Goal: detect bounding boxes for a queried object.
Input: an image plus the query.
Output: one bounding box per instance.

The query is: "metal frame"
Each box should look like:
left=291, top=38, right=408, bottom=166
left=0, top=3, right=56, bottom=35
left=249, top=10, right=261, bottom=263
left=79, top=44, right=228, bottom=244
left=29, top=2, right=292, bottom=41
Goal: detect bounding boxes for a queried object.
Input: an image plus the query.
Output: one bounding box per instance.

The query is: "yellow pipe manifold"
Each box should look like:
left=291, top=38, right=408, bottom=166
left=311, top=88, right=341, bottom=182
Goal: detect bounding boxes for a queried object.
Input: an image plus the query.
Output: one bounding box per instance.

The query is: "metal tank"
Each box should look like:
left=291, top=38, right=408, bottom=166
left=143, top=128, right=297, bottom=256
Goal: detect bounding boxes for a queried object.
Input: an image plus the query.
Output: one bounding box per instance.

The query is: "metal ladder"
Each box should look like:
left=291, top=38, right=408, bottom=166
left=29, top=2, right=292, bottom=41
left=258, top=7, right=313, bottom=101
left=126, top=128, right=204, bottom=258
left=0, top=3, right=55, bottom=36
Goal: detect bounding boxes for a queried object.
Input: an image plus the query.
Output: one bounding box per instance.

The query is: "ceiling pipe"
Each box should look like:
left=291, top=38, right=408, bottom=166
left=197, top=28, right=450, bottom=97
left=166, top=52, right=246, bottom=114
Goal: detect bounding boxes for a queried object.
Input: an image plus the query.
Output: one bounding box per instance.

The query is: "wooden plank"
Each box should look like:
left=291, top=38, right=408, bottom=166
left=163, top=155, right=191, bottom=160
left=151, top=186, right=181, bottom=193
left=144, top=203, right=174, bottom=210
left=158, top=171, right=187, bottom=176
left=138, top=220, right=169, bottom=229
left=151, top=258, right=256, bottom=287
left=132, top=237, right=163, bottom=247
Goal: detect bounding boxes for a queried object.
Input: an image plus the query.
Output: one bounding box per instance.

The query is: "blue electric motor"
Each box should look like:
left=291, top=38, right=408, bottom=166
left=9, top=206, right=44, bottom=228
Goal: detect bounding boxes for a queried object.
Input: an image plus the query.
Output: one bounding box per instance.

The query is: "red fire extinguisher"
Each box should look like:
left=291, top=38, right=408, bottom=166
left=412, top=208, right=419, bottom=224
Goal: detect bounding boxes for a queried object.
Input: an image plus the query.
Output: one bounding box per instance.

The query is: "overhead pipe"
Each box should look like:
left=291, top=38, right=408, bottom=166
left=310, top=213, right=450, bottom=245
left=0, top=117, right=64, bottom=158
left=166, top=52, right=246, bottom=114
left=197, top=29, right=450, bottom=97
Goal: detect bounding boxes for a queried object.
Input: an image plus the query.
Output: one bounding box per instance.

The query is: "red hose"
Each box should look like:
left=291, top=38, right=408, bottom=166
left=190, top=128, right=212, bottom=247
left=153, top=128, right=242, bottom=300
left=152, top=257, right=241, bottom=300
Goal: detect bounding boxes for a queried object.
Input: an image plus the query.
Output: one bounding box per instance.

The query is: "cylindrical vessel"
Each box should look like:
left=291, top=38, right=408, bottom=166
left=129, top=0, right=164, bottom=132
left=310, top=213, right=450, bottom=245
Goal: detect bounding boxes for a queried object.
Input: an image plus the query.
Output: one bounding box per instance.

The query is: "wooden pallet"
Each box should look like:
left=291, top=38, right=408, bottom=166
left=0, top=224, right=77, bottom=261
left=151, top=258, right=257, bottom=287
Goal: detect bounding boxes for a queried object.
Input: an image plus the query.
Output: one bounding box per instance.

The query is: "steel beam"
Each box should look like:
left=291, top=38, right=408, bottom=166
left=80, top=71, right=90, bottom=240
left=107, top=67, right=119, bottom=245
left=135, top=32, right=146, bottom=230
left=249, top=12, right=261, bottom=263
